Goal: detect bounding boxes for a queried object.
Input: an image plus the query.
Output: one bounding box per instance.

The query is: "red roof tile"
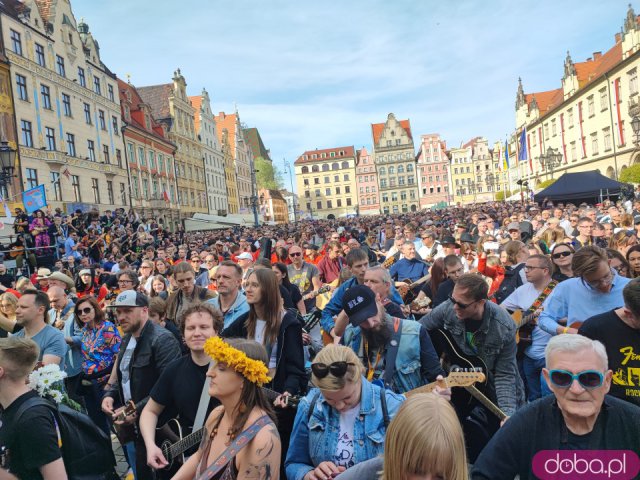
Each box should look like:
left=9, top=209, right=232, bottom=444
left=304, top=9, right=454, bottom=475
left=525, top=88, right=564, bottom=114
left=34, top=0, right=52, bottom=22
left=137, top=84, right=173, bottom=120
left=118, top=78, right=173, bottom=145
left=371, top=119, right=412, bottom=147
left=294, top=146, right=355, bottom=165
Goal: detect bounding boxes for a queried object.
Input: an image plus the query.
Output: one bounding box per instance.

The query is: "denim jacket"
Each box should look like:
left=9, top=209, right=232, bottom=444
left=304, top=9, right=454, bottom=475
left=342, top=317, right=443, bottom=394
left=207, top=291, right=249, bottom=329
left=285, top=378, right=405, bottom=480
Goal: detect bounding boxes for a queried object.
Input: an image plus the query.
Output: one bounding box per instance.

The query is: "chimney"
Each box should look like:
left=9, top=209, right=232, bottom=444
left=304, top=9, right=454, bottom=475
left=593, top=51, right=602, bottom=60
left=615, top=32, right=622, bottom=43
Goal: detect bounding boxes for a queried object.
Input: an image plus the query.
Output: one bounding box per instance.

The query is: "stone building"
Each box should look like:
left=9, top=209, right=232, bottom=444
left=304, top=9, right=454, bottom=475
left=356, top=146, right=380, bottom=215
left=416, top=133, right=450, bottom=208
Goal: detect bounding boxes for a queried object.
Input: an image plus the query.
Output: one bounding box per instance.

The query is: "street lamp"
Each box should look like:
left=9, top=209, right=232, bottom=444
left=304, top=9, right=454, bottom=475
left=305, top=184, right=313, bottom=220
left=282, top=159, right=297, bottom=224
left=0, top=141, right=17, bottom=198
left=539, top=147, right=563, bottom=180
left=632, top=114, right=640, bottom=145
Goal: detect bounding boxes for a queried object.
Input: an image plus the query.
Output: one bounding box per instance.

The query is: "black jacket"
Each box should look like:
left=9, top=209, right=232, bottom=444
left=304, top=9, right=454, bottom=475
left=222, top=310, right=306, bottom=395
left=104, top=320, right=182, bottom=414
left=471, top=394, right=640, bottom=480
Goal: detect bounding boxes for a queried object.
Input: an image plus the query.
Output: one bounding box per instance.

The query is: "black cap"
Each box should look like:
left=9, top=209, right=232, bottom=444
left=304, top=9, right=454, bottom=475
left=342, top=285, right=378, bottom=327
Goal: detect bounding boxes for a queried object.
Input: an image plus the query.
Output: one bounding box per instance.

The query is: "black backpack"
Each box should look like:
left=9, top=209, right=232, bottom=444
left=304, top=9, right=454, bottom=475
left=14, top=396, right=117, bottom=480
left=494, top=263, right=525, bottom=305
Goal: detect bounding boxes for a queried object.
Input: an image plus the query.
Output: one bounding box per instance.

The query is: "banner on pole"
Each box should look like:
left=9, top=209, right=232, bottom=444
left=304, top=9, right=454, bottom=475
left=22, top=185, right=47, bottom=214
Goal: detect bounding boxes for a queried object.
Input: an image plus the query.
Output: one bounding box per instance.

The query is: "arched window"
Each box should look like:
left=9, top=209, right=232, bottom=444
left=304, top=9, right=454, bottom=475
left=312, top=165, right=319, bottom=172
left=322, top=164, right=329, bottom=171
left=397, top=165, right=404, bottom=174
left=389, top=166, right=395, bottom=175
left=332, top=162, right=339, bottom=170
left=379, top=167, right=386, bottom=175
left=341, top=161, right=349, bottom=169
left=406, top=163, right=414, bottom=172
left=301, top=166, right=309, bottom=174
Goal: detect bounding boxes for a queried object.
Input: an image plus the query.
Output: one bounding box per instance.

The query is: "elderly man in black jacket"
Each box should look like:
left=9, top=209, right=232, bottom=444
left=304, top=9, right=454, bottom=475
left=102, top=291, right=181, bottom=480
left=472, top=334, right=640, bottom=480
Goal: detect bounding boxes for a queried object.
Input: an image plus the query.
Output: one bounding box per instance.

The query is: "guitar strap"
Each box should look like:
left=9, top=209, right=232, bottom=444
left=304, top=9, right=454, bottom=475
left=521, top=281, right=558, bottom=324
left=193, top=362, right=213, bottom=431
left=382, top=317, right=403, bottom=388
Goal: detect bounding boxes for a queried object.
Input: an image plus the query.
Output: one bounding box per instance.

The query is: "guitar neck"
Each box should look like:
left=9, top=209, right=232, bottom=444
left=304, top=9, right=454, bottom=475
left=465, top=385, right=507, bottom=421
left=169, top=428, right=204, bottom=459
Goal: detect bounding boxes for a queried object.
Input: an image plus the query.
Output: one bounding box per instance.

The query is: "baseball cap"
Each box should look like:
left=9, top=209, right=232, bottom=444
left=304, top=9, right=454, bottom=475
left=108, top=290, right=149, bottom=308
left=507, top=222, right=520, bottom=231
left=342, top=285, right=378, bottom=327
left=237, top=252, right=253, bottom=261
left=79, top=269, right=92, bottom=276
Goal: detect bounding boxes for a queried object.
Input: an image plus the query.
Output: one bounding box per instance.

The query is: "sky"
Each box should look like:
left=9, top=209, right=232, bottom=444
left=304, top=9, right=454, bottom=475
left=74, top=0, right=632, bottom=180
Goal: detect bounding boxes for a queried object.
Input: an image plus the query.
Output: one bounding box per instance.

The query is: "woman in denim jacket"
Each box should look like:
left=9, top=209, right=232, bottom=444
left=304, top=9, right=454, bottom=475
left=286, top=345, right=405, bottom=480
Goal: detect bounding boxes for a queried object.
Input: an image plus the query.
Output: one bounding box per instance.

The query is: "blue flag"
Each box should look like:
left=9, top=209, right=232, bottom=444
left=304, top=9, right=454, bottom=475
left=518, top=127, right=528, bottom=162
left=22, top=185, right=47, bottom=214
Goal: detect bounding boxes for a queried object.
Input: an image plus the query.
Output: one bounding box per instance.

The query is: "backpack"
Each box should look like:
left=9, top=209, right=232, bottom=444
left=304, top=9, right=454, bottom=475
left=494, top=263, right=525, bottom=304
left=14, top=397, right=117, bottom=480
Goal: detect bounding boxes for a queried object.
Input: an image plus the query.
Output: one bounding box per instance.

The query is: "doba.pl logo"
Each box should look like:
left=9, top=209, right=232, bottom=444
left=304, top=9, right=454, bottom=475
left=532, top=450, right=640, bottom=479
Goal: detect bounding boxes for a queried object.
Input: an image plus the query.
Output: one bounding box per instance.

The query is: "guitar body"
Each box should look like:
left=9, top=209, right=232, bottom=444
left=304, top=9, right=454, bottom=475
left=157, top=418, right=184, bottom=472
left=428, top=328, right=492, bottom=417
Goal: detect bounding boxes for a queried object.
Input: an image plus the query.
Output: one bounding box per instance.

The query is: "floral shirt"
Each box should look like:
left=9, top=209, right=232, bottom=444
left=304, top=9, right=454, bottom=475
left=81, top=321, right=121, bottom=375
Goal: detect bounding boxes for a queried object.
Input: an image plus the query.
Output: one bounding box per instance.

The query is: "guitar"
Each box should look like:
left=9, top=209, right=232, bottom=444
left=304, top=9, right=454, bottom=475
left=409, top=296, right=431, bottom=312
left=382, top=255, right=397, bottom=268
left=428, top=328, right=505, bottom=420
left=301, top=309, right=322, bottom=332
left=155, top=387, right=300, bottom=470
left=395, top=273, right=431, bottom=303
left=112, top=400, right=139, bottom=445
left=302, top=285, right=331, bottom=301
left=404, top=369, right=486, bottom=397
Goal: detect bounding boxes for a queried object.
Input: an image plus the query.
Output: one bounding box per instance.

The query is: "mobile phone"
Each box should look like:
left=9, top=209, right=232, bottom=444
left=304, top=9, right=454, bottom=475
left=484, top=241, right=499, bottom=251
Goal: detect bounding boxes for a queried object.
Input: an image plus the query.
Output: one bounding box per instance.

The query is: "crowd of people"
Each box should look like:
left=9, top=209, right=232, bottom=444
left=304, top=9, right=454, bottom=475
left=1, top=197, right=640, bottom=480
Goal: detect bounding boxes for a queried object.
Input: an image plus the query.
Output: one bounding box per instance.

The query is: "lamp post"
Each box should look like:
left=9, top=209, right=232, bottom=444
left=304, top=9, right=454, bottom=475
left=0, top=141, right=17, bottom=199
left=631, top=114, right=640, bottom=165
left=250, top=168, right=260, bottom=227
left=486, top=172, right=496, bottom=201
left=305, top=184, right=313, bottom=220
left=538, top=146, right=563, bottom=180
left=283, top=159, right=297, bottom=224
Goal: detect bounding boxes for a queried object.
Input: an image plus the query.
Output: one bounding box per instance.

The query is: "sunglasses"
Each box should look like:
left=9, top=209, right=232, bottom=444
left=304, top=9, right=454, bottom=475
left=78, top=307, right=93, bottom=315
left=311, top=361, right=355, bottom=379
left=552, top=251, right=572, bottom=259
left=448, top=294, right=479, bottom=309
left=548, top=369, right=605, bottom=389
left=289, top=252, right=302, bottom=257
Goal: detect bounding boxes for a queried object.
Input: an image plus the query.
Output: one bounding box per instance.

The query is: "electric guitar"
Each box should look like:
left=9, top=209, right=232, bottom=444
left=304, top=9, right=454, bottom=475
left=404, top=369, right=486, bottom=397
left=154, top=387, right=300, bottom=470
left=302, top=285, right=331, bottom=301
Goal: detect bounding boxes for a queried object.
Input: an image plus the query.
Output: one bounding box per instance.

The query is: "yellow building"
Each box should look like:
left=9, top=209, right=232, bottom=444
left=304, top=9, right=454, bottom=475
left=449, top=138, right=476, bottom=205
left=516, top=5, right=640, bottom=184
left=294, top=146, right=357, bottom=219
left=221, top=128, right=238, bottom=214
left=2, top=3, right=129, bottom=211
left=138, top=70, right=207, bottom=218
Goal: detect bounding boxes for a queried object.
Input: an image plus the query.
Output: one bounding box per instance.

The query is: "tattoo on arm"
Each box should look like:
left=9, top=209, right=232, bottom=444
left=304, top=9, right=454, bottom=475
left=241, top=431, right=279, bottom=480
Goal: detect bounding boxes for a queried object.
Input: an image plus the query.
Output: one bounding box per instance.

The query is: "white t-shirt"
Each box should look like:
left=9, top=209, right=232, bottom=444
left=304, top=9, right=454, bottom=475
left=334, top=404, right=360, bottom=469
left=254, top=320, right=278, bottom=368
left=120, top=336, right=137, bottom=403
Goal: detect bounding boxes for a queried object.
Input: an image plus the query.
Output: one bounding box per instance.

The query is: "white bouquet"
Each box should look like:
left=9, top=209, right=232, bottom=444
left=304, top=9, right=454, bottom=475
left=28, top=363, right=81, bottom=410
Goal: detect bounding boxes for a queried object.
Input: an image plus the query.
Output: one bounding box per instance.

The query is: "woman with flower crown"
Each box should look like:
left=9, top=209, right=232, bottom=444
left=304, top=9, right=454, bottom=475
left=172, top=337, right=281, bottom=480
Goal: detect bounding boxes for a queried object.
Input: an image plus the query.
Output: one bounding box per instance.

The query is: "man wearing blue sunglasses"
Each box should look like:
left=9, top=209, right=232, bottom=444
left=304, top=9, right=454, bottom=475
left=472, top=334, right=640, bottom=480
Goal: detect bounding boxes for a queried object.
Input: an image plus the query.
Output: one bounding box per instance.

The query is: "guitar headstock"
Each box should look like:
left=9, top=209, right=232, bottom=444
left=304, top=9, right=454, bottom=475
left=317, top=285, right=330, bottom=295
left=444, top=369, right=486, bottom=387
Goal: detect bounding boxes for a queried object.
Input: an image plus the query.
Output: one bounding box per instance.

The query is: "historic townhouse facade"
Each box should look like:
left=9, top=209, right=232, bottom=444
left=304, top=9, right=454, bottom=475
left=294, top=146, right=357, bottom=219
left=416, top=133, right=450, bottom=208
left=118, top=78, right=180, bottom=230
left=190, top=90, right=228, bottom=215
left=215, top=111, right=254, bottom=214
left=371, top=113, right=419, bottom=214
left=1, top=1, right=129, bottom=211
left=138, top=70, right=207, bottom=218
left=449, top=139, right=476, bottom=205
left=258, top=188, right=287, bottom=223
left=220, top=128, right=238, bottom=214
left=356, top=147, right=380, bottom=215
left=516, top=5, right=640, bottom=184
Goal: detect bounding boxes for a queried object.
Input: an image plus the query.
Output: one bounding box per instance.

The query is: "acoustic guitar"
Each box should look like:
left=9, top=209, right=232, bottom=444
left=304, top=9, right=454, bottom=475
left=395, top=273, right=431, bottom=304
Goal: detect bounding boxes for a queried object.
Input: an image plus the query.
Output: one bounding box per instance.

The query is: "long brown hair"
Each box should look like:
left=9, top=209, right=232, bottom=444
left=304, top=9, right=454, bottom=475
left=245, top=269, right=282, bottom=346
left=220, top=339, right=277, bottom=438
left=74, top=296, right=105, bottom=329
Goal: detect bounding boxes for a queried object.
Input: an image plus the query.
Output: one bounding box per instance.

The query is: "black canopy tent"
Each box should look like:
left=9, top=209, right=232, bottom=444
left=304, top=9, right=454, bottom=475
left=533, top=170, right=627, bottom=204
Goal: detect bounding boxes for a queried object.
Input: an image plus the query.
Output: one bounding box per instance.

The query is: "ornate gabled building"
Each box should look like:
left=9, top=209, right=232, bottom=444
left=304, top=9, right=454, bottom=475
left=371, top=113, right=419, bottom=214
left=220, top=128, right=238, bottom=214
left=138, top=69, right=207, bottom=218
left=190, top=90, right=227, bottom=215
left=1, top=0, right=129, bottom=211
left=515, top=4, right=640, bottom=184
left=356, top=147, right=380, bottom=215
left=118, top=78, right=180, bottom=230
left=416, top=133, right=450, bottom=208
left=214, top=111, right=254, bottom=215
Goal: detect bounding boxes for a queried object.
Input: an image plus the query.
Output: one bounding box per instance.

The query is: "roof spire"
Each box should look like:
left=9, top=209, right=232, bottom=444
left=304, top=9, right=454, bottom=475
left=563, top=50, right=576, bottom=79
left=516, top=77, right=526, bottom=109
left=625, top=3, right=637, bottom=33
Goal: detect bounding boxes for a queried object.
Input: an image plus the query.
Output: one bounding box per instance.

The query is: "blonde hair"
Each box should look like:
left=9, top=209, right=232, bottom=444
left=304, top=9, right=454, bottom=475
left=15, top=277, right=32, bottom=293
left=382, top=394, right=468, bottom=480
left=0, top=292, right=18, bottom=312
left=0, top=336, right=39, bottom=380
left=486, top=255, right=501, bottom=267
left=311, top=344, right=364, bottom=391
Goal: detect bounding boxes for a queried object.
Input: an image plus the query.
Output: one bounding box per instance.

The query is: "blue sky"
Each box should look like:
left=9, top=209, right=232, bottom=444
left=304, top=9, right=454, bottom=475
left=74, top=0, right=631, bottom=178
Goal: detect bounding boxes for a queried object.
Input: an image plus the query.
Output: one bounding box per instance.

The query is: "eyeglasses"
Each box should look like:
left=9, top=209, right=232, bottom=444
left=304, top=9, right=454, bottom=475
left=289, top=252, right=302, bottom=257
left=552, top=251, right=572, bottom=259
left=311, top=361, right=355, bottom=379
left=548, top=369, right=605, bottom=389
left=191, top=258, right=200, bottom=262
left=612, top=264, right=627, bottom=274
left=448, top=294, right=479, bottom=309
left=118, top=279, right=133, bottom=284
left=582, top=267, right=615, bottom=290
left=78, top=307, right=93, bottom=315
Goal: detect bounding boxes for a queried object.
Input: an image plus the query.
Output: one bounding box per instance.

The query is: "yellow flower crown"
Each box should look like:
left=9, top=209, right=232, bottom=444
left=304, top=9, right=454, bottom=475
left=204, top=337, right=271, bottom=386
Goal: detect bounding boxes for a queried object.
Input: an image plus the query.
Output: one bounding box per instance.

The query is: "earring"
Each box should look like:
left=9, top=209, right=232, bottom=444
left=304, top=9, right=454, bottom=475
left=238, top=403, right=247, bottom=414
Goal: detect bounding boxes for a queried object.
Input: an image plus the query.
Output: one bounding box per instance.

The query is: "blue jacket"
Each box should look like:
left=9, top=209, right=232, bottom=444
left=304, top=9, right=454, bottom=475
left=389, top=258, right=429, bottom=283
left=207, top=291, right=250, bottom=329
left=285, top=378, right=404, bottom=480
left=341, top=317, right=444, bottom=394
left=320, top=278, right=404, bottom=333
